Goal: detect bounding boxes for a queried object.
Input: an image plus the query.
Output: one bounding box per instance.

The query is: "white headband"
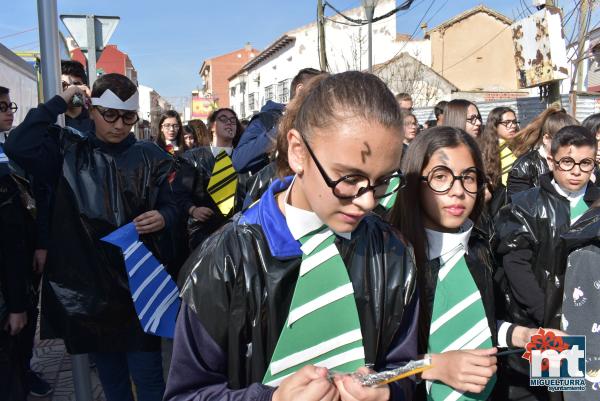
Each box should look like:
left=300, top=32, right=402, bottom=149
left=91, top=89, right=139, bottom=111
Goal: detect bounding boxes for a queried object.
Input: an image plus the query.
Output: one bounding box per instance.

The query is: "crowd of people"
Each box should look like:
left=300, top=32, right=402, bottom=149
left=1, top=60, right=600, bottom=401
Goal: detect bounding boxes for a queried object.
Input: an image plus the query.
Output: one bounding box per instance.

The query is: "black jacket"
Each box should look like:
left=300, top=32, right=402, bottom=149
left=495, top=173, right=600, bottom=330
left=0, top=165, right=35, bottom=321
left=182, top=147, right=249, bottom=249
left=506, top=149, right=549, bottom=200
left=4, top=96, right=181, bottom=354
left=240, top=161, right=277, bottom=210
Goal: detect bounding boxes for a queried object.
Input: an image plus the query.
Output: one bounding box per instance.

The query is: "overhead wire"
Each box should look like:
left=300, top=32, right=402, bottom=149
left=0, top=27, right=37, bottom=40
left=323, top=0, right=415, bottom=25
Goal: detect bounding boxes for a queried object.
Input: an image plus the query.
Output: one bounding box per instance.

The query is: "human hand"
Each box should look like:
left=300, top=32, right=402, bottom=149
left=134, top=210, right=166, bottom=234
left=191, top=206, right=214, bottom=222
left=512, top=326, right=568, bottom=348
left=334, top=367, right=390, bottom=401
left=33, top=248, right=48, bottom=274
left=60, top=84, right=90, bottom=106
left=421, top=348, right=497, bottom=394
left=272, top=365, right=339, bottom=401
left=4, top=312, right=27, bottom=336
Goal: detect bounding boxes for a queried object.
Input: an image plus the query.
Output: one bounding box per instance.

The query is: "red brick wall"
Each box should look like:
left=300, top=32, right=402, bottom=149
left=71, top=45, right=128, bottom=77
left=205, top=48, right=258, bottom=108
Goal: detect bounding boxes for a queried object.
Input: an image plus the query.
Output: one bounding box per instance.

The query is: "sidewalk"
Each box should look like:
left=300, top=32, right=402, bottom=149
left=29, top=337, right=106, bottom=401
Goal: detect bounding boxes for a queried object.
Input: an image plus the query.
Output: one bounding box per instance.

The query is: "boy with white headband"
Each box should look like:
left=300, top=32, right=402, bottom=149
left=4, top=73, right=181, bottom=401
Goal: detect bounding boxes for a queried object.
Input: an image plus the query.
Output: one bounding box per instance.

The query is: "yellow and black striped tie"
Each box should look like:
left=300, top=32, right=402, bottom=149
left=207, top=150, right=238, bottom=215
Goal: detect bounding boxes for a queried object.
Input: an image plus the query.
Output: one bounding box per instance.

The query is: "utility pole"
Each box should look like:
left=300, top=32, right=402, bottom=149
left=317, top=0, right=328, bottom=71
left=544, top=0, right=562, bottom=106
left=362, top=0, right=376, bottom=73
left=576, top=0, right=591, bottom=91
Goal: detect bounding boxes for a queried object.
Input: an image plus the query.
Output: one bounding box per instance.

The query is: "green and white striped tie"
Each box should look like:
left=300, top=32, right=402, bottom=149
left=427, top=247, right=496, bottom=401
left=570, top=196, right=588, bottom=224
left=263, top=225, right=365, bottom=387
left=379, top=176, right=400, bottom=210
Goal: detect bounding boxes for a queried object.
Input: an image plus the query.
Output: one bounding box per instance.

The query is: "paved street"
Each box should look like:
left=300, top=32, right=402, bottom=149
left=29, top=336, right=105, bottom=401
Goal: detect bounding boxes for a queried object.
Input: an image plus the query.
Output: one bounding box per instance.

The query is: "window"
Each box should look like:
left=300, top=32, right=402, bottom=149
left=248, top=93, right=256, bottom=111
left=278, top=79, right=290, bottom=103
left=240, top=82, right=246, bottom=93
left=265, top=85, right=274, bottom=102
left=230, top=86, right=236, bottom=97
left=239, top=101, right=246, bottom=119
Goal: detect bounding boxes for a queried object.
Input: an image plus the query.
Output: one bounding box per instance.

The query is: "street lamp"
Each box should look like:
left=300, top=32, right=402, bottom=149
left=362, top=0, right=378, bottom=72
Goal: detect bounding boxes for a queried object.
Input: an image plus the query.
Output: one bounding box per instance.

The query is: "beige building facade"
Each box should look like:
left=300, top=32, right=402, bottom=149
left=426, top=5, right=520, bottom=93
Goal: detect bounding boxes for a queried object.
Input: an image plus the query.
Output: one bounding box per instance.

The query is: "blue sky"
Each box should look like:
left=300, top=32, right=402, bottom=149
left=0, top=0, right=591, bottom=107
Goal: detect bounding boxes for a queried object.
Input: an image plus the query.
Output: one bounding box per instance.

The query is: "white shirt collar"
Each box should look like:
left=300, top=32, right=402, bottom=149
left=283, top=175, right=351, bottom=241
left=211, top=146, right=232, bottom=157
left=425, top=220, right=473, bottom=264
left=551, top=179, right=587, bottom=207
left=537, top=145, right=548, bottom=160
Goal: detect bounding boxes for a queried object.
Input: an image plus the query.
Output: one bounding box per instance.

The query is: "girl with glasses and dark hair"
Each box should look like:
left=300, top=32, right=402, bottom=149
left=157, top=110, right=185, bottom=155
left=391, top=126, right=556, bottom=401
left=4, top=73, right=183, bottom=401
left=506, top=105, right=579, bottom=199
left=165, top=71, right=418, bottom=401
left=179, top=108, right=245, bottom=250
left=442, top=99, right=482, bottom=138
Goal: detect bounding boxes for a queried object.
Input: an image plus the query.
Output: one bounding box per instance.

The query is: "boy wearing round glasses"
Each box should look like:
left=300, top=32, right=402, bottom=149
left=4, top=73, right=181, bottom=401
left=0, top=86, right=17, bottom=136
left=494, top=125, right=600, bottom=398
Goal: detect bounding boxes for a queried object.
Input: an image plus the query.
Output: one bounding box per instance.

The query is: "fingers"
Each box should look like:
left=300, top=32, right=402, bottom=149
left=134, top=211, right=165, bottom=234
left=320, top=382, right=340, bottom=401
left=303, top=377, right=336, bottom=401
left=134, top=211, right=155, bottom=222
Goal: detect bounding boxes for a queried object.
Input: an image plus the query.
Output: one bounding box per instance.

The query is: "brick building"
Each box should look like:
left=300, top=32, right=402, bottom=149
left=71, top=44, right=138, bottom=84
left=199, top=44, right=259, bottom=108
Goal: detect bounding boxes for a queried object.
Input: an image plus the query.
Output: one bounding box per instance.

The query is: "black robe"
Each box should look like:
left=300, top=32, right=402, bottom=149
left=182, top=147, right=249, bottom=249
left=495, top=174, right=600, bottom=331
left=506, top=149, right=549, bottom=199
left=4, top=96, right=180, bottom=354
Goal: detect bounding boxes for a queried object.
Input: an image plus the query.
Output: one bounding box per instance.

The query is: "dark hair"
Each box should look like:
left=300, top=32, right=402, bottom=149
left=290, top=68, right=322, bottom=100
left=91, top=73, right=137, bottom=103
left=0, top=86, right=8, bottom=96
left=182, top=125, right=198, bottom=151
left=61, top=60, right=88, bottom=85
left=582, top=113, right=600, bottom=136
left=479, top=107, right=515, bottom=191
left=276, top=71, right=404, bottom=177
left=395, top=92, right=412, bottom=102
left=188, top=119, right=212, bottom=146
left=511, top=105, right=579, bottom=157
left=207, top=108, right=243, bottom=147
left=550, top=125, right=597, bottom=156
left=156, top=110, right=184, bottom=152
left=391, top=126, right=486, bottom=350
left=443, top=99, right=479, bottom=132
left=424, top=119, right=437, bottom=128
left=434, top=101, right=447, bottom=119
